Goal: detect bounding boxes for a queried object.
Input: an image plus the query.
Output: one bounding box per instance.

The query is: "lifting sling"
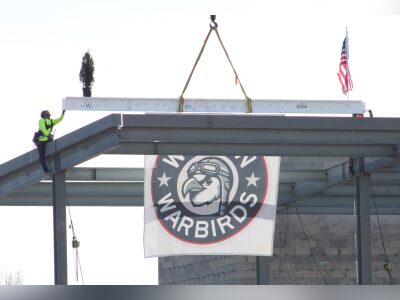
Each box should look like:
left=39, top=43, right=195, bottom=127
left=178, top=15, right=252, bottom=113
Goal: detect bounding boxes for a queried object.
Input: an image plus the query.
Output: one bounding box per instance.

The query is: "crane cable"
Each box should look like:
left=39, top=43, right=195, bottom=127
left=178, top=15, right=252, bottom=113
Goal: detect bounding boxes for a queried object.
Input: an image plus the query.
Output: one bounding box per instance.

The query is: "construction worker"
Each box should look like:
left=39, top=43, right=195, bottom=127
left=37, top=110, right=65, bottom=176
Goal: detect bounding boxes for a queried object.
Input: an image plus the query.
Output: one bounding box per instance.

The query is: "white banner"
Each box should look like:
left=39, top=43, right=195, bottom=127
left=144, top=155, right=280, bottom=257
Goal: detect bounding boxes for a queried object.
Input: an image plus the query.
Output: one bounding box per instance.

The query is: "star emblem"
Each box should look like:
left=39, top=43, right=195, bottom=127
left=157, top=172, right=171, bottom=187
left=245, top=172, right=260, bottom=187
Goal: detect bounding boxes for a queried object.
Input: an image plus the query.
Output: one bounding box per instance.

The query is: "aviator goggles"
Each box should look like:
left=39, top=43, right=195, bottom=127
left=187, top=161, right=230, bottom=177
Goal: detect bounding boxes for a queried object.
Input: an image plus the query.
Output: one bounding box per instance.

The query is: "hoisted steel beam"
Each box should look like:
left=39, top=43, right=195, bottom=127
left=63, top=97, right=365, bottom=115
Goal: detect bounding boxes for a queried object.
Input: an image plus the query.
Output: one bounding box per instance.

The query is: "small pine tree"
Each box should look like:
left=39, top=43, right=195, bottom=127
left=79, top=50, right=95, bottom=96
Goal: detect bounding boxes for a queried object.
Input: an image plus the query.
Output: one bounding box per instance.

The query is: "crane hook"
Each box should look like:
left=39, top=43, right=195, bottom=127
left=210, top=15, right=218, bottom=29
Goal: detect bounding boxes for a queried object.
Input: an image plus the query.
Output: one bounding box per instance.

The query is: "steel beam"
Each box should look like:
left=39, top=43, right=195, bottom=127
left=112, top=142, right=394, bottom=157
left=64, top=167, right=144, bottom=181
left=63, top=97, right=365, bottom=114
left=1, top=181, right=144, bottom=206
left=0, top=114, right=121, bottom=197
left=286, top=206, right=400, bottom=215
left=2, top=114, right=400, bottom=206
left=110, top=114, right=400, bottom=157
left=2, top=161, right=400, bottom=215
left=280, top=156, right=400, bottom=207
left=312, top=182, right=400, bottom=195
left=281, top=195, right=400, bottom=214
left=121, top=114, right=400, bottom=134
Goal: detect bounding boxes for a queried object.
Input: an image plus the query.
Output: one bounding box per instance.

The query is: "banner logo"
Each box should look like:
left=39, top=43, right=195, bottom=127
left=151, top=156, right=268, bottom=244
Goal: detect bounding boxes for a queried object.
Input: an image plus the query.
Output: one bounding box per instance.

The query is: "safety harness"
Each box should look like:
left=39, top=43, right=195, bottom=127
left=32, top=119, right=53, bottom=145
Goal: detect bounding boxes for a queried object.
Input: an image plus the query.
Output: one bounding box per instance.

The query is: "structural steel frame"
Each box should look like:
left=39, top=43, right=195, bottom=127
left=2, top=113, right=400, bottom=285
left=2, top=164, right=400, bottom=214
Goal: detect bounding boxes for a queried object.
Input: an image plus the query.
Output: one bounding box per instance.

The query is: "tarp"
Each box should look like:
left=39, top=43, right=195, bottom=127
left=144, top=155, right=280, bottom=257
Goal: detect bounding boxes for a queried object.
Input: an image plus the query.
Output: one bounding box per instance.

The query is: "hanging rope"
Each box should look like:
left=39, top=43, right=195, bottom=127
left=178, top=15, right=252, bottom=113
left=295, top=208, right=328, bottom=284
left=276, top=207, right=289, bottom=248
left=276, top=207, right=289, bottom=284
left=53, top=141, right=85, bottom=284
left=367, top=175, right=392, bottom=284
left=67, top=199, right=85, bottom=284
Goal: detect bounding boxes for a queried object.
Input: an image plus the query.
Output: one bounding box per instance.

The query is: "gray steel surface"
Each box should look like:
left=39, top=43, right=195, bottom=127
left=62, top=97, right=365, bottom=114
left=52, top=171, right=68, bottom=285
left=356, top=174, right=372, bottom=285
left=2, top=163, right=400, bottom=215
left=1, top=113, right=400, bottom=285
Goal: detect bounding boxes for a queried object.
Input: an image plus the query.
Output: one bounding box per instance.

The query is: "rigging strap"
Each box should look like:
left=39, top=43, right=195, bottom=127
left=178, top=15, right=252, bottom=113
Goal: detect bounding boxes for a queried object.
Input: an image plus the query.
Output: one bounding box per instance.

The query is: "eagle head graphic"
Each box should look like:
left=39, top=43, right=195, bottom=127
left=182, top=157, right=233, bottom=215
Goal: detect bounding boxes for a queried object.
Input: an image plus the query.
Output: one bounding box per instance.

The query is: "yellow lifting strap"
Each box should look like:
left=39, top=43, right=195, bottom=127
left=178, top=15, right=253, bottom=113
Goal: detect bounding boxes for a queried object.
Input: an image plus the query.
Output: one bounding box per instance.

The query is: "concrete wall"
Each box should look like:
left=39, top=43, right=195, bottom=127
left=159, top=215, right=400, bottom=285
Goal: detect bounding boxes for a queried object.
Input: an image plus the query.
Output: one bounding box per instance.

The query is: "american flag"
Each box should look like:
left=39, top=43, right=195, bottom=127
left=337, top=37, right=353, bottom=95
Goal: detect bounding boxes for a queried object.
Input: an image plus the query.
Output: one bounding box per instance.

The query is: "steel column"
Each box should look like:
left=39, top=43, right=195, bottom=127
left=356, top=172, right=372, bottom=285
left=52, top=170, right=68, bottom=285
left=256, top=256, right=269, bottom=285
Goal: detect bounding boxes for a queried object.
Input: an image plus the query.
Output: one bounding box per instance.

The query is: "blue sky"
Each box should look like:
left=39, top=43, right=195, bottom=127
left=0, top=0, right=400, bottom=285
